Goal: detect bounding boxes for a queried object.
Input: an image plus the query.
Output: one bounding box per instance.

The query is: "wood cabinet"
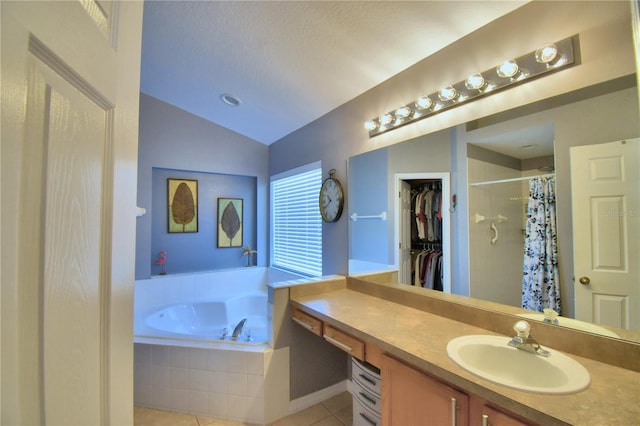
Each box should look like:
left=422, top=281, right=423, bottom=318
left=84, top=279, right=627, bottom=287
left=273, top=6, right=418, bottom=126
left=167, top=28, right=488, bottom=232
left=323, top=324, right=365, bottom=360
left=382, top=354, right=469, bottom=426
left=365, top=341, right=383, bottom=368
left=382, top=354, right=532, bottom=426
left=291, top=306, right=365, bottom=361
left=291, top=306, right=323, bottom=336
left=470, top=398, right=532, bottom=426
left=292, top=305, right=534, bottom=426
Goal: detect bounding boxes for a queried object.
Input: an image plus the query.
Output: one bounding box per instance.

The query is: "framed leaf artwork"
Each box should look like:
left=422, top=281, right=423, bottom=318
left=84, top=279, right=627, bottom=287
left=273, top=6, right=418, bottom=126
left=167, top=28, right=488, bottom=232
left=217, top=198, right=243, bottom=247
left=168, top=178, right=198, bottom=233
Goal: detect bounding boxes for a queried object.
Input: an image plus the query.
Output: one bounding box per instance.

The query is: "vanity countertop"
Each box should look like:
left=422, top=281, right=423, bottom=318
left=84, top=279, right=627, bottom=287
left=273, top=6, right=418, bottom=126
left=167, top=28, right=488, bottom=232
left=290, top=287, right=640, bottom=426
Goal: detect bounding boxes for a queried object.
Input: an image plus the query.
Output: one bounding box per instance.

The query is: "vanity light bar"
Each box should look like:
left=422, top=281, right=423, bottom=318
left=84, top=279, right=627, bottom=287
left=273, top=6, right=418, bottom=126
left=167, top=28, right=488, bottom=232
left=365, top=35, right=577, bottom=138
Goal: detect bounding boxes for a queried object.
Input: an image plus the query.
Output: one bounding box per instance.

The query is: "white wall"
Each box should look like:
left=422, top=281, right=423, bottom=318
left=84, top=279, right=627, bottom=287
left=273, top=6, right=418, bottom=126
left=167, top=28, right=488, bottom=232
left=467, top=159, right=524, bottom=306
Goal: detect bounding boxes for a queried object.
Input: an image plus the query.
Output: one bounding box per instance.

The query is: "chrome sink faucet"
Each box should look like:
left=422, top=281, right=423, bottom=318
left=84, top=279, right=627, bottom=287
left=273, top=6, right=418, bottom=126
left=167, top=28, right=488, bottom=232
left=508, top=320, right=550, bottom=357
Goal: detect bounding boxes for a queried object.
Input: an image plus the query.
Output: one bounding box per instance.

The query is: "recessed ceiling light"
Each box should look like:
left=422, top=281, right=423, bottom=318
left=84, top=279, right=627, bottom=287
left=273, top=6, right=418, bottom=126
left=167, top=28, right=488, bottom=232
left=220, top=93, right=241, bottom=107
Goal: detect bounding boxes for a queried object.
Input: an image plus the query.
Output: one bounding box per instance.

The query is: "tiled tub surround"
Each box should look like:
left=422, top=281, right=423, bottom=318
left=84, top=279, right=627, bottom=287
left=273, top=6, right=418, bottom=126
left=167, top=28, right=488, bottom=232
left=134, top=343, right=289, bottom=424
left=289, top=276, right=640, bottom=425
left=134, top=267, right=301, bottom=424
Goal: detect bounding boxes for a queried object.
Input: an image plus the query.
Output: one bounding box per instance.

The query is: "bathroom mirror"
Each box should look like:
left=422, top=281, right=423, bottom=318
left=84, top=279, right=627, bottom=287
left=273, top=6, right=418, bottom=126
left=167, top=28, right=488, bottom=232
left=347, top=78, right=640, bottom=343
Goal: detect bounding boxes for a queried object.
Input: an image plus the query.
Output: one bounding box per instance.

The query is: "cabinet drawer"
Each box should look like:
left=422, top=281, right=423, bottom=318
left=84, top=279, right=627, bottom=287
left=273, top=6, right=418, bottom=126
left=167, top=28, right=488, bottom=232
left=291, top=307, right=323, bottom=336
left=353, top=390, right=381, bottom=426
left=352, top=357, right=381, bottom=396
left=323, top=324, right=365, bottom=360
left=353, top=381, right=381, bottom=414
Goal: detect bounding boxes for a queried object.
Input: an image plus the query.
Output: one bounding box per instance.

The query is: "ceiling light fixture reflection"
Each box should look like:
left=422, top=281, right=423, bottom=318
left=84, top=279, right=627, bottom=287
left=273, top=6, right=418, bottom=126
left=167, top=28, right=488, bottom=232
left=364, top=35, right=577, bottom=138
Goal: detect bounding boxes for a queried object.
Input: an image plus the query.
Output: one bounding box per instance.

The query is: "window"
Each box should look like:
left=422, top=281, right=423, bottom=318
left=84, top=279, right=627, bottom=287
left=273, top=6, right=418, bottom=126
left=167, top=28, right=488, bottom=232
left=270, top=162, right=322, bottom=276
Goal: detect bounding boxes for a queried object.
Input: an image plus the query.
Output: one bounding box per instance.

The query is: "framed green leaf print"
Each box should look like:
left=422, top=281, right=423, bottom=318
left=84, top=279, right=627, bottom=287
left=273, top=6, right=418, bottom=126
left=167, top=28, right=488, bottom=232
left=217, top=198, right=243, bottom=247
left=168, top=178, right=198, bottom=233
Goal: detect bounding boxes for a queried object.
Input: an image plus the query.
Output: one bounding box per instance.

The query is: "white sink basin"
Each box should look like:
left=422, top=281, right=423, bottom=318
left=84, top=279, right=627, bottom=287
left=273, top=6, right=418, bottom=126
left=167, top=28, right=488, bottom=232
left=446, top=335, right=590, bottom=394
left=517, top=313, right=620, bottom=338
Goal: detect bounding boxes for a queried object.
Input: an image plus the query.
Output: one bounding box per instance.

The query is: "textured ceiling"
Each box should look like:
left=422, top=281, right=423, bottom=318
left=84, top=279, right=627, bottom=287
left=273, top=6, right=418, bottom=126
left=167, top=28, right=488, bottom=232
left=140, top=1, right=527, bottom=145
left=470, top=123, right=555, bottom=160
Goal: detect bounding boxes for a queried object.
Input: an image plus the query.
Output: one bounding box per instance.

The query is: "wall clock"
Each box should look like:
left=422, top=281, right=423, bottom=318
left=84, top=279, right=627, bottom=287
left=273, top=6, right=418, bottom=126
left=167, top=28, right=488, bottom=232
left=319, top=168, right=344, bottom=223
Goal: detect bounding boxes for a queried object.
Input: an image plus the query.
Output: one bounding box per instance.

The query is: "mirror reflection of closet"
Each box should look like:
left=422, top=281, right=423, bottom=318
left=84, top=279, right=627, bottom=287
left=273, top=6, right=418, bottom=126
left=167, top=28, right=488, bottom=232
left=467, top=123, right=555, bottom=307
left=396, top=173, right=450, bottom=293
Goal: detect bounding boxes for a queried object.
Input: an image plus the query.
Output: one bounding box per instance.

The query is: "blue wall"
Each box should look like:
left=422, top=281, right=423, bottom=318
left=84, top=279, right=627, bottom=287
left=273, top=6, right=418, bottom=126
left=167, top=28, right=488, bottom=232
left=151, top=168, right=257, bottom=275
left=136, top=94, right=269, bottom=279
left=348, top=148, right=388, bottom=264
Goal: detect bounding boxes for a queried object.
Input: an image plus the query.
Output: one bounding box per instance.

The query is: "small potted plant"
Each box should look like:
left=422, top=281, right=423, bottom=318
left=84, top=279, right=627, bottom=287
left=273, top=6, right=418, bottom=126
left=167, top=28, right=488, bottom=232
left=241, top=245, right=257, bottom=267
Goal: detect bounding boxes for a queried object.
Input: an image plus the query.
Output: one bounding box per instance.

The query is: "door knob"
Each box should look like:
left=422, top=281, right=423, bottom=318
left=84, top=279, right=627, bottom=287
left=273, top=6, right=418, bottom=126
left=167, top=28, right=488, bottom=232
left=579, top=276, right=591, bottom=285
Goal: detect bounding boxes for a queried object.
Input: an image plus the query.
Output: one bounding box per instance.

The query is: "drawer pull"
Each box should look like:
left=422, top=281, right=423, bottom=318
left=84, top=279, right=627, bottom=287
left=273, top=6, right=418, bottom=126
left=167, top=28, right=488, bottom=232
left=358, top=391, right=377, bottom=406
left=292, top=316, right=314, bottom=331
left=359, top=412, right=378, bottom=426
left=323, top=334, right=353, bottom=353
left=358, top=373, right=377, bottom=386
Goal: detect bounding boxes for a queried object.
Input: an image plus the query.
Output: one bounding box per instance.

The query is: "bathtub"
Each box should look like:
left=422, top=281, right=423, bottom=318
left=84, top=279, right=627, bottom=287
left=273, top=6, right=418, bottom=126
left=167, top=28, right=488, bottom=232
left=142, top=294, right=268, bottom=345
left=134, top=266, right=300, bottom=348
left=133, top=267, right=302, bottom=423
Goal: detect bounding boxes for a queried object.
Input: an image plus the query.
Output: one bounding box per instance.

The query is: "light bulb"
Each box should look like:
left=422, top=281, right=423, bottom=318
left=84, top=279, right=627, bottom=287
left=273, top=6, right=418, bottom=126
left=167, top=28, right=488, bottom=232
left=416, top=96, right=433, bottom=110
left=496, top=60, right=519, bottom=78
left=395, top=106, right=411, bottom=118
left=364, top=120, right=378, bottom=131
left=535, top=44, right=559, bottom=64
left=379, top=113, right=393, bottom=125
left=438, top=86, right=458, bottom=102
left=465, top=73, right=485, bottom=90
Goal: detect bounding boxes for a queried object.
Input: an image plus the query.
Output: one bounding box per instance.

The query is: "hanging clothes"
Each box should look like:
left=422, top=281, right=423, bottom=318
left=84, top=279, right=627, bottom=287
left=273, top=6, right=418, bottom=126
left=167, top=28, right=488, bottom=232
left=408, top=180, right=444, bottom=291
left=412, top=184, right=442, bottom=243
left=413, top=247, right=443, bottom=290
left=521, top=177, right=561, bottom=314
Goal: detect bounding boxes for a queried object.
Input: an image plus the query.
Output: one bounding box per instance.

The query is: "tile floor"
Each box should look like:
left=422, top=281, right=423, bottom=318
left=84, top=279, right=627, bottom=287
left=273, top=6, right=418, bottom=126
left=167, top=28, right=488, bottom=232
left=134, top=391, right=353, bottom=426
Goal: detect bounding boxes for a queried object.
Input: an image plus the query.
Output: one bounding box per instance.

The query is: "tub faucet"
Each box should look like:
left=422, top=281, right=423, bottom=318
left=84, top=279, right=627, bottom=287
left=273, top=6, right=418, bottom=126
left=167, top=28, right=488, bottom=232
left=507, top=320, right=550, bottom=357
left=232, top=318, right=247, bottom=340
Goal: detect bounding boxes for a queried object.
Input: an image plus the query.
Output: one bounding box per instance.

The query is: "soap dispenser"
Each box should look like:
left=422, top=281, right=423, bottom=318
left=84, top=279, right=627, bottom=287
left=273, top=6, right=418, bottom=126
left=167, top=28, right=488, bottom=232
left=543, top=308, right=559, bottom=325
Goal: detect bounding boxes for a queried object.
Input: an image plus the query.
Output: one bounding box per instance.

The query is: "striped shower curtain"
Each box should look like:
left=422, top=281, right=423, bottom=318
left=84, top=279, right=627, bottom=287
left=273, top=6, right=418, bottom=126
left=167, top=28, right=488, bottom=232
left=521, top=176, right=561, bottom=314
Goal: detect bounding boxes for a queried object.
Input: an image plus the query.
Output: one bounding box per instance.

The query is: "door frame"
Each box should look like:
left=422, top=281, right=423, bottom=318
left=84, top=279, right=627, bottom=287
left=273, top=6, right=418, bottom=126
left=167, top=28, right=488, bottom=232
left=394, top=172, right=451, bottom=293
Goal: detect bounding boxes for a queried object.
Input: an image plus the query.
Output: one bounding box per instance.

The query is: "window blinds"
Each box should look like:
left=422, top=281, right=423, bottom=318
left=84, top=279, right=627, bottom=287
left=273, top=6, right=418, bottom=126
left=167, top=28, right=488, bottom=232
left=271, top=165, right=322, bottom=277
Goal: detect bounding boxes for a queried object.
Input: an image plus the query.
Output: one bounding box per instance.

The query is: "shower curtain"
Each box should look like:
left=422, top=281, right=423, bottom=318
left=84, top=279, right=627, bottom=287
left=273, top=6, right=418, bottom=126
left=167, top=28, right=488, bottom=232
left=521, top=176, right=561, bottom=314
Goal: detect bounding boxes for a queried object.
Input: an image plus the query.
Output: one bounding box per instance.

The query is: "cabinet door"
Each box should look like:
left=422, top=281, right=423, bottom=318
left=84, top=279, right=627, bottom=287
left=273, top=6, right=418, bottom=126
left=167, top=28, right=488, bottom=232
left=479, top=405, right=532, bottom=426
left=382, top=355, right=468, bottom=426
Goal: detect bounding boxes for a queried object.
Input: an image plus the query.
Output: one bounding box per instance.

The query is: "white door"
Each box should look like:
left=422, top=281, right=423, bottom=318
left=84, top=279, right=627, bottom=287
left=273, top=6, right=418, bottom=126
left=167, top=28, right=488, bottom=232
left=571, top=139, right=640, bottom=331
left=399, top=180, right=412, bottom=284
left=1, top=2, right=143, bottom=424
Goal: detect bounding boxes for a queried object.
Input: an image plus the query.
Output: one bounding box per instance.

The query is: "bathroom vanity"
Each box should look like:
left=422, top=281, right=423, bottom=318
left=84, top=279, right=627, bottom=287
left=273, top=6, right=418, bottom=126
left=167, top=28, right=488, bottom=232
left=288, top=275, right=639, bottom=425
